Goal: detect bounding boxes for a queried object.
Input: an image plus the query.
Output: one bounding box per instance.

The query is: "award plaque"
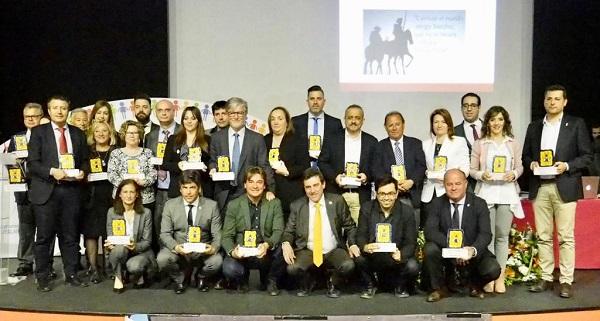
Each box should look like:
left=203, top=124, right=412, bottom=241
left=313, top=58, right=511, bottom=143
left=107, top=219, right=130, bottom=245
left=238, top=230, right=260, bottom=257
left=4, top=166, right=27, bottom=191
left=308, top=135, right=321, bottom=158
left=268, top=148, right=280, bottom=163
left=156, top=142, right=167, bottom=158
left=213, top=156, right=234, bottom=181
left=90, top=158, right=103, bottom=173
left=491, top=156, right=507, bottom=180
left=539, top=150, right=554, bottom=167
left=391, top=165, right=406, bottom=182
left=180, top=161, right=207, bottom=171
left=13, top=135, right=28, bottom=158
left=188, top=147, right=201, bottom=162
left=373, top=223, right=396, bottom=252
left=433, top=156, right=448, bottom=172
left=345, top=162, right=359, bottom=178
left=442, top=229, right=468, bottom=258
left=182, top=226, right=206, bottom=253
left=188, top=226, right=202, bottom=243
left=127, top=159, right=139, bottom=174
left=59, top=154, right=75, bottom=170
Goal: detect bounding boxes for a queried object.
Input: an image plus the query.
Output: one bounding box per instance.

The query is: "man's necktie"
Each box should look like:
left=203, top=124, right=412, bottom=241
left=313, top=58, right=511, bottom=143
left=162, top=129, right=170, bottom=143
left=187, top=204, right=194, bottom=226
left=232, top=133, right=241, bottom=174
left=312, top=117, right=319, bottom=136
left=313, top=203, right=323, bottom=267
left=58, top=127, right=67, bottom=154
left=470, top=124, right=479, bottom=141
left=451, top=203, right=460, bottom=229
left=394, top=141, right=404, bottom=165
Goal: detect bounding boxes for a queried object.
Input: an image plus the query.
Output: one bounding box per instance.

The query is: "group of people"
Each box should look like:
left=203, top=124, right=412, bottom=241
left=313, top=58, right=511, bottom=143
left=4, top=84, right=593, bottom=302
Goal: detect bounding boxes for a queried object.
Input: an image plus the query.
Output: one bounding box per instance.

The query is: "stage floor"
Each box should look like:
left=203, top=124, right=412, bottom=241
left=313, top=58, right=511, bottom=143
left=1, top=264, right=599, bottom=316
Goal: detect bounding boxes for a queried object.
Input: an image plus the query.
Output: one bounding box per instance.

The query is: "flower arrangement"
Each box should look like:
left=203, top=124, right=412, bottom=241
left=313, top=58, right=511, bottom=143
left=505, top=223, right=541, bottom=285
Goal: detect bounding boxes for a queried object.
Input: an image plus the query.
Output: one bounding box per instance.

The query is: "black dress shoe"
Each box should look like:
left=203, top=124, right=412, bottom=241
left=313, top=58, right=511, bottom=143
left=65, top=275, right=89, bottom=287
left=48, top=270, right=58, bottom=280
left=395, top=286, right=410, bottom=298
left=529, top=280, right=553, bottom=292
left=213, top=278, right=226, bottom=290
left=326, top=279, right=340, bottom=298
left=90, top=270, right=102, bottom=284
left=559, top=283, right=573, bottom=298
left=37, top=278, right=51, bottom=292
left=197, top=278, right=209, bottom=292
left=469, top=287, right=485, bottom=299
left=10, top=266, right=33, bottom=277
left=360, top=286, right=377, bottom=299
left=113, top=287, right=125, bottom=294
left=266, top=279, right=280, bottom=296
left=174, top=283, right=186, bottom=294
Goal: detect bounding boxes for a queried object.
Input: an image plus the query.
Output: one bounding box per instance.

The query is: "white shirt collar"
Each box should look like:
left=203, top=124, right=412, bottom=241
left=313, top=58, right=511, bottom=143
left=51, top=122, right=69, bottom=130
left=228, top=126, right=246, bottom=136
left=309, top=112, right=324, bottom=119
left=450, top=195, right=466, bottom=206
left=543, top=112, right=563, bottom=125
left=309, top=194, right=326, bottom=208
left=345, top=129, right=361, bottom=140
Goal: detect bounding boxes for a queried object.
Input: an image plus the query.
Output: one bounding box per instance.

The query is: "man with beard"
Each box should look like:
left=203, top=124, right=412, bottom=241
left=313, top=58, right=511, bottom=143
left=133, top=93, right=153, bottom=143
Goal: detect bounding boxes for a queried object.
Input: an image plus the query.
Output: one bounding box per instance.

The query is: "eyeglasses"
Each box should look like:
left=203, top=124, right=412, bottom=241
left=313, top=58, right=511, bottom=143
left=377, top=191, right=397, bottom=198
left=24, top=114, right=43, bottom=120
left=228, top=111, right=246, bottom=117
left=462, top=103, right=479, bottom=109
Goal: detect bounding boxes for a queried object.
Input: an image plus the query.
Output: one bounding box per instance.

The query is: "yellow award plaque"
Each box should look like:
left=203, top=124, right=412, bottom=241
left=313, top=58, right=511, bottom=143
left=376, top=223, right=392, bottom=243
left=127, top=159, right=140, bottom=174
left=269, top=148, right=280, bottom=163
left=14, top=135, right=28, bottom=151
left=309, top=135, right=321, bottom=151
left=188, top=226, right=201, bottom=243
left=156, top=142, right=166, bottom=158
left=492, top=156, right=507, bottom=174
left=8, top=167, right=24, bottom=184
left=433, top=156, right=447, bottom=172
left=345, top=162, right=359, bottom=178
left=188, top=147, right=201, bottom=162
left=112, top=219, right=126, bottom=236
left=217, top=156, right=230, bottom=172
left=540, top=150, right=554, bottom=167
left=391, top=165, right=406, bottom=182
left=90, top=158, right=103, bottom=173
left=447, top=229, right=464, bottom=248
left=243, top=230, right=257, bottom=248
left=59, top=154, right=75, bottom=169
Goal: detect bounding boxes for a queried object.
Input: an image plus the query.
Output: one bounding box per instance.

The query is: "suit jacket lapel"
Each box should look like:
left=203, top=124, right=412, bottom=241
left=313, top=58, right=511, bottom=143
left=555, top=116, right=570, bottom=159
left=324, top=196, right=337, bottom=237
left=47, top=125, right=59, bottom=167
left=238, top=131, right=250, bottom=169
left=241, top=198, right=251, bottom=228
left=133, top=213, right=141, bottom=241
left=194, top=198, right=204, bottom=226
left=260, top=199, right=268, bottom=235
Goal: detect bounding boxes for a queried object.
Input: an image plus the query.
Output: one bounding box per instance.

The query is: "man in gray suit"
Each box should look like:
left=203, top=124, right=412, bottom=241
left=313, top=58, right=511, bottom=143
left=144, top=99, right=181, bottom=252
left=209, top=97, right=275, bottom=213
left=157, top=171, right=222, bottom=294
left=281, top=168, right=359, bottom=298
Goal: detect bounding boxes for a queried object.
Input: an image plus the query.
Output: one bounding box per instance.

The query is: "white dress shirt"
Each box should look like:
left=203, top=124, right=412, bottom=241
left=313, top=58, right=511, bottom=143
left=540, top=112, right=563, bottom=178
left=389, top=136, right=405, bottom=164
left=307, top=112, right=325, bottom=140
left=344, top=130, right=362, bottom=165
left=184, top=198, right=201, bottom=225
left=307, top=195, right=337, bottom=254
left=476, top=139, right=520, bottom=205
left=228, top=126, right=246, bottom=159
left=51, top=122, right=74, bottom=164
left=449, top=195, right=466, bottom=229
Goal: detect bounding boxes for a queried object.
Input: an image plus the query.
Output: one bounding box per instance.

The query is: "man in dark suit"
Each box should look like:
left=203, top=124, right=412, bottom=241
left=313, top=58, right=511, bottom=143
left=355, top=176, right=418, bottom=299
left=144, top=99, right=181, bottom=251
left=221, top=166, right=285, bottom=295
left=319, top=104, right=378, bottom=223
left=374, top=111, right=426, bottom=227
left=424, top=169, right=500, bottom=302
left=523, top=84, right=592, bottom=298
left=157, top=171, right=222, bottom=294
left=28, top=95, right=90, bottom=291
left=291, top=85, right=343, bottom=167
left=8, top=103, right=55, bottom=277
left=281, top=168, right=358, bottom=298
left=206, top=100, right=229, bottom=135
left=454, top=93, right=482, bottom=191
left=209, top=97, right=275, bottom=213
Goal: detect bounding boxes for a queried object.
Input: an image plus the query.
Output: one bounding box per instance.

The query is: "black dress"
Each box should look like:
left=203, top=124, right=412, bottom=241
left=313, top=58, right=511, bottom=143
left=163, top=135, right=214, bottom=199
left=82, top=147, right=116, bottom=238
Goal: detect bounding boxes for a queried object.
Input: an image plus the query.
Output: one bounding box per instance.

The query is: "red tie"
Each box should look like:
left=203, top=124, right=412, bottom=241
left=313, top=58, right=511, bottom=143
left=58, top=127, right=68, bottom=154
left=470, top=124, right=479, bottom=141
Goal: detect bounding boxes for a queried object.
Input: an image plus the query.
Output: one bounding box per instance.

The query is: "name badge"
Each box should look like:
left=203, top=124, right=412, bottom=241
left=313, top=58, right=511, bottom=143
left=127, top=159, right=140, bottom=174
left=243, top=230, right=257, bottom=248
left=268, top=148, right=280, bottom=163
left=539, top=149, right=554, bottom=167
left=433, top=156, right=447, bottom=172
left=391, top=165, right=406, bottom=182
left=8, top=166, right=24, bottom=184
left=376, top=223, right=392, bottom=243
left=447, top=229, right=464, bottom=248
left=59, top=154, right=75, bottom=170
left=217, top=156, right=230, bottom=172
left=156, top=142, right=166, bottom=158
left=90, top=158, right=103, bottom=173
left=309, top=135, right=321, bottom=151
left=188, top=147, right=201, bottom=162
left=492, top=156, right=507, bottom=174
left=188, top=226, right=202, bottom=243
left=112, top=219, right=126, bottom=236
left=345, top=162, right=359, bottom=178
left=14, top=135, right=28, bottom=151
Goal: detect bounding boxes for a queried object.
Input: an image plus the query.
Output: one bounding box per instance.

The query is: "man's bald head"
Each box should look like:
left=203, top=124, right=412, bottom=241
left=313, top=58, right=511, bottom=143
left=155, top=99, right=175, bottom=126
left=444, top=169, right=468, bottom=202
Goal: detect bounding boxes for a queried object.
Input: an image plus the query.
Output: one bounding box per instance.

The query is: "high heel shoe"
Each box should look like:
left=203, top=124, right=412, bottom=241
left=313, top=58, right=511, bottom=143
left=113, top=273, right=125, bottom=294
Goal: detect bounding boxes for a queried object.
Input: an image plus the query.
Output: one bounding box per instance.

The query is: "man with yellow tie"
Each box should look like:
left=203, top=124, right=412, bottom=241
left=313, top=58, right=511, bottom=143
left=281, top=168, right=359, bottom=298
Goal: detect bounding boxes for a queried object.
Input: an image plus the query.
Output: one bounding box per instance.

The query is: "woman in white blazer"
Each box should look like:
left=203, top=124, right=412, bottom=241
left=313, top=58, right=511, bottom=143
left=421, top=109, right=470, bottom=226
